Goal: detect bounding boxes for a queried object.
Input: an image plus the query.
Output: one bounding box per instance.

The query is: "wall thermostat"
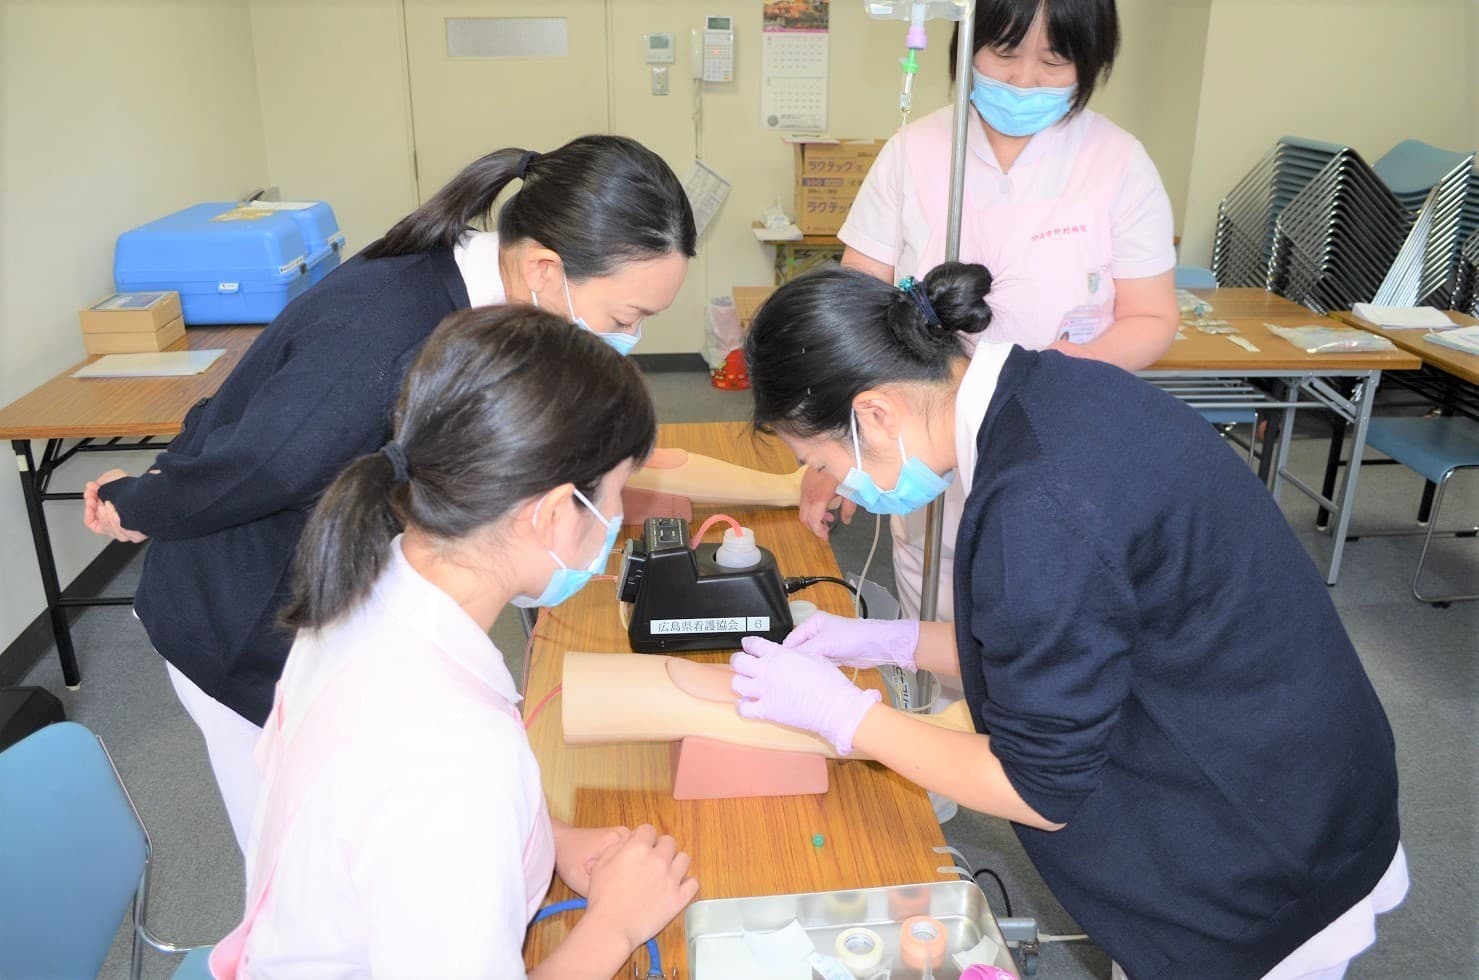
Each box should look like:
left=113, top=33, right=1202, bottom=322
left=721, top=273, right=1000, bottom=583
left=644, top=32, right=675, bottom=64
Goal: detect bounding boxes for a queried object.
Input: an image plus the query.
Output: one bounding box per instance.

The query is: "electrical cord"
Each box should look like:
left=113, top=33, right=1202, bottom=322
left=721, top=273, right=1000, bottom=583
left=972, top=867, right=1013, bottom=919
left=530, top=897, right=663, bottom=978
left=784, top=575, right=869, bottom=619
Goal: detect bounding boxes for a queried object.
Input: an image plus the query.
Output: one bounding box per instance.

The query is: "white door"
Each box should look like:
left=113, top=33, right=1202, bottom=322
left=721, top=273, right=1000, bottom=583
left=401, top=0, right=611, bottom=201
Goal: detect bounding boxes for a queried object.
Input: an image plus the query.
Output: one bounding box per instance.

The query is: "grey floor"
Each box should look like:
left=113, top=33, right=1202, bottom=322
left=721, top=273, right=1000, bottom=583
left=18, top=371, right=1478, bottom=979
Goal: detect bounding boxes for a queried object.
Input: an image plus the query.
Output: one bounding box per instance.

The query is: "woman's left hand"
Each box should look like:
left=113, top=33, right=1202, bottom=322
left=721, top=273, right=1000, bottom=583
left=83, top=470, right=149, bottom=543
left=553, top=821, right=632, bottom=897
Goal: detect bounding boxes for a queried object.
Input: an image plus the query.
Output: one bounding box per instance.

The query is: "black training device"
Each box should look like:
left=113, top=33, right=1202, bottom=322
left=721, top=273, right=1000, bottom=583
left=618, top=517, right=793, bottom=653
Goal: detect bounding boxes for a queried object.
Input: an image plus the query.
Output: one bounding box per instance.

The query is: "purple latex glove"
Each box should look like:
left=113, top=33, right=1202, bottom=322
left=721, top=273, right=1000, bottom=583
left=783, top=611, right=921, bottom=671
left=730, top=636, right=882, bottom=755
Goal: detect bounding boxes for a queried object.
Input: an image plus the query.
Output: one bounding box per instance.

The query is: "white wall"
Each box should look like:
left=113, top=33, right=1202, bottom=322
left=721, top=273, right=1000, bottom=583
left=247, top=0, right=419, bottom=257
left=1179, top=0, right=1477, bottom=267
left=0, top=1, right=268, bottom=660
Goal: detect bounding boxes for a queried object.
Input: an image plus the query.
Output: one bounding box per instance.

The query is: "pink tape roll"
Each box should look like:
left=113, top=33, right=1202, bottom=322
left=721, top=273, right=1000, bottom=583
left=899, top=915, right=947, bottom=971
left=961, top=965, right=1017, bottom=980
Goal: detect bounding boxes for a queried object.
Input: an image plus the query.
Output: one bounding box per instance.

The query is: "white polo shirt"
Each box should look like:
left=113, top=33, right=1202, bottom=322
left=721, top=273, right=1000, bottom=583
left=211, top=537, right=554, bottom=979
left=840, top=105, right=1176, bottom=351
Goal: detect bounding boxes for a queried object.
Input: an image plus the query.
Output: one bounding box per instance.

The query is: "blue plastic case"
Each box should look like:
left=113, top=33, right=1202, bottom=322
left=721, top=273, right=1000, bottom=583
left=114, top=201, right=344, bottom=324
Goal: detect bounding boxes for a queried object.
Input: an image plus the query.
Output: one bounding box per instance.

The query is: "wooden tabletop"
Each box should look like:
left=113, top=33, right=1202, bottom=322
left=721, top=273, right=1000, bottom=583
left=0, top=326, right=261, bottom=440
left=522, top=422, right=946, bottom=977
left=1144, top=288, right=1421, bottom=373
left=1333, top=310, right=1479, bottom=387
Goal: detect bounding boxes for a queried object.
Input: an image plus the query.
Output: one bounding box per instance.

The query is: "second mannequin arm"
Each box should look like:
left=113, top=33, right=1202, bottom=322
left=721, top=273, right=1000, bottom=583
left=628, top=448, right=804, bottom=507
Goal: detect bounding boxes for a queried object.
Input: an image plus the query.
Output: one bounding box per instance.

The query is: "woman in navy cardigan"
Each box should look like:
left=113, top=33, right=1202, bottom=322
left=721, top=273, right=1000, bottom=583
left=731, top=262, right=1407, bottom=979
left=79, top=135, right=701, bottom=852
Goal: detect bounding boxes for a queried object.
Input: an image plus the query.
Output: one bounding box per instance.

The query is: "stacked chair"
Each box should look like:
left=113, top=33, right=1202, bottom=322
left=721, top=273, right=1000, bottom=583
left=1214, top=137, right=1479, bottom=314
left=1369, top=140, right=1477, bottom=310
left=1453, top=228, right=1479, bottom=317
left=1211, top=136, right=1349, bottom=291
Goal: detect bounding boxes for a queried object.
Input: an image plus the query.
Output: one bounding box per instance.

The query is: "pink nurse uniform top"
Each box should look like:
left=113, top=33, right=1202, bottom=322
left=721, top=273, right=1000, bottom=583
left=210, top=537, right=555, bottom=979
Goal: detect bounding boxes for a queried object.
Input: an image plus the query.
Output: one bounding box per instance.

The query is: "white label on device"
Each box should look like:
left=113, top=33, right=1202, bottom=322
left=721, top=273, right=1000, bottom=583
left=650, top=616, right=769, bottom=635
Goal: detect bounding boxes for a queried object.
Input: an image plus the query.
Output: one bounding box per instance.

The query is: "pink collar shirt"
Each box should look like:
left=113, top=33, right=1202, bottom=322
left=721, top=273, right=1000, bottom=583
left=211, top=537, right=554, bottom=979
left=839, top=106, right=1176, bottom=351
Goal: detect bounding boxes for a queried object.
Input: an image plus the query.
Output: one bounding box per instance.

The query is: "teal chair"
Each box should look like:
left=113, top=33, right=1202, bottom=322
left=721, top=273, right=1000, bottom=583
left=0, top=722, right=215, bottom=979
left=1174, top=265, right=1218, bottom=289
left=1363, top=417, right=1479, bottom=605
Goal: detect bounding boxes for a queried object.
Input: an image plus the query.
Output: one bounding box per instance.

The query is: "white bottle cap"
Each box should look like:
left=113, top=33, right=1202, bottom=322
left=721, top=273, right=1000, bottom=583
left=714, top=526, right=761, bottom=568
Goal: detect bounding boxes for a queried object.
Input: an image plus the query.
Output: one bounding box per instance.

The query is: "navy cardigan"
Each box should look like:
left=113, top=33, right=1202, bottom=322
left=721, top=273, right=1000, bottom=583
left=953, top=347, right=1400, bottom=979
left=100, top=247, right=470, bottom=724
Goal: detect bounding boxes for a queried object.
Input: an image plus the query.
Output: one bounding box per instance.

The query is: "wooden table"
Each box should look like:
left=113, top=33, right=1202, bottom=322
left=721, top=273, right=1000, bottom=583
left=522, top=422, right=947, bottom=978
left=1140, top=288, right=1420, bottom=585
left=0, top=326, right=261, bottom=685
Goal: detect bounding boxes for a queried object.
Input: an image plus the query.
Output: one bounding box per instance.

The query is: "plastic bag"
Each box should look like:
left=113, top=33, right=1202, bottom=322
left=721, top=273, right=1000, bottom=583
left=1267, top=325, right=1397, bottom=354
left=701, top=296, right=744, bottom=369
left=1176, top=289, right=1212, bottom=317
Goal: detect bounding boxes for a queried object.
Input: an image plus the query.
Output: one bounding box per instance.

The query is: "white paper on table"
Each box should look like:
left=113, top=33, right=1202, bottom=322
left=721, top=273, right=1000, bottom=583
left=73, top=349, right=227, bottom=378
left=683, top=160, right=731, bottom=239
left=1351, top=303, right=1455, bottom=329
left=1424, top=325, right=1479, bottom=355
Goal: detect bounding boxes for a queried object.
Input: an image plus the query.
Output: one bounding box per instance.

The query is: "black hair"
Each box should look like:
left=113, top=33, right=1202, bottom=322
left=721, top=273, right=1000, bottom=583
left=745, top=263, right=994, bottom=439
left=949, top=0, right=1120, bottom=114
left=282, top=306, right=657, bottom=630
left=361, top=134, right=697, bottom=280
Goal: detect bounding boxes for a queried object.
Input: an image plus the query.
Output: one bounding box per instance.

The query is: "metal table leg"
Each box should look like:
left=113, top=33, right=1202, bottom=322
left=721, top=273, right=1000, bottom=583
left=1325, top=373, right=1379, bottom=586
left=12, top=439, right=81, bottom=687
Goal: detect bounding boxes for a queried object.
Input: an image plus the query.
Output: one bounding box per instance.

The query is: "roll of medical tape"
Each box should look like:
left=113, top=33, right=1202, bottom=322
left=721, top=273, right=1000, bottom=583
left=825, top=890, right=868, bottom=921
left=899, top=915, right=948, bottom=971
left=835, top=927, right=885, bottom=976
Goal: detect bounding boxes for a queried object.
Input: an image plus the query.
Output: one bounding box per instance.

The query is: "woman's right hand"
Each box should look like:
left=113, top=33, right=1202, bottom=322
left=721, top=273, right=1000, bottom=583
left=799, top=466, right=855, bottom=539
left=784, top=611, right=921, bottom=671
left=583, top=824, right=699, bottom=951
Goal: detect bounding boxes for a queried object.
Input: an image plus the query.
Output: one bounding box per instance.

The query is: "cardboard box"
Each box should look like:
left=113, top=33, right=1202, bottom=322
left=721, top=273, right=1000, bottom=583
left=82, top=314, right=186, bottom=355
left=789, top=138, right=888, bottom=235
left=79, top=291, right=183, bottom=333
left=732, top=286, right=776, bottom=332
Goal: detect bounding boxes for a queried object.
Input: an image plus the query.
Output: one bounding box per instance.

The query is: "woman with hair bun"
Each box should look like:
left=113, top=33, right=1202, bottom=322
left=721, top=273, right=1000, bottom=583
left=732, top=262, right=1406, bottom=980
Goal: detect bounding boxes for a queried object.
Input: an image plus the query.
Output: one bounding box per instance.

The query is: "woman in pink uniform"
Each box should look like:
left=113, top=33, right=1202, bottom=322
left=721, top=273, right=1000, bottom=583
left=210, top=306, right=697, bottom=978
left=806, top=0, right=1180, bottom=623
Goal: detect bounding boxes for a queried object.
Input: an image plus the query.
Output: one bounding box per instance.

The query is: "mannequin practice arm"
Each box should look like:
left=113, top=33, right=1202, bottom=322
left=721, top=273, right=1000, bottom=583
left=561, top=652, right=973, bottom=761
left=627, top=449, right=804, bottom=507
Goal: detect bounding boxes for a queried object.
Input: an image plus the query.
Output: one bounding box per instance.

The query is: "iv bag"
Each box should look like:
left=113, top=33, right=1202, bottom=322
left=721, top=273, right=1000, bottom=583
left=864, top=0, right=967, bottom=20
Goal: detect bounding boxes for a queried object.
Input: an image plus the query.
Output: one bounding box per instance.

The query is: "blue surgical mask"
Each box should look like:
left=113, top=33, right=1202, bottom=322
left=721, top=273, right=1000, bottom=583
left=563, top=270, right=642, bottom=356
left=835, top=413, right=953, bottom=516
left=970, top=70, right=1076, bottom=138
left=512, top=488, right=622, bottom=608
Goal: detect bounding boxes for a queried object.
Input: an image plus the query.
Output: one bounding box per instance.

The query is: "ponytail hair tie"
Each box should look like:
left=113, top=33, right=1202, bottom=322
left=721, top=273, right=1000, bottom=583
left=379, top=440, right=410, bottom=484
left=897, top=276, right=941, bottom=328
left=517, top=150, right=541, bottom=180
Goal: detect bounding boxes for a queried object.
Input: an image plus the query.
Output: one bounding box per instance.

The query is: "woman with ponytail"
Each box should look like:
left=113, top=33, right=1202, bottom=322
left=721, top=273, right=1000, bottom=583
left=210, top=305, right=697, bottom=978
left=730, top=263, right=1406, bottom=980
left=79, top=134, right=703, bottom=850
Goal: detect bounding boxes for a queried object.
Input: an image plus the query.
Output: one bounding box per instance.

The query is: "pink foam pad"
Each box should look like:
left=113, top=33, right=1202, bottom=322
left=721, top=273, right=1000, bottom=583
left=621, top=488, right=693, bottom=525
left=671, top=737, right=829, bottom=800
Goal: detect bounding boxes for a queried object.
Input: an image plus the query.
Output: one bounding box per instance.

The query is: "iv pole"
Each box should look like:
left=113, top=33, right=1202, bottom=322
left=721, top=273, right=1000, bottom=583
left=918, top=1, right=975, bottom=628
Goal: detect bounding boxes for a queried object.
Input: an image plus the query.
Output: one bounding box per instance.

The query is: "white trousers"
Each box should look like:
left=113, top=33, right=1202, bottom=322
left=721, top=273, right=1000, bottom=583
left=166, top=662, right=264, bottom=854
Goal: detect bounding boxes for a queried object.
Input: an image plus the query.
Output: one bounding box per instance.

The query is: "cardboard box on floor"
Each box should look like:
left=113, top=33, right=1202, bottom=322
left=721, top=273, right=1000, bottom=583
left=789, top=137, right=888, bottom=236
left=732, top=286, right=776, bottom=332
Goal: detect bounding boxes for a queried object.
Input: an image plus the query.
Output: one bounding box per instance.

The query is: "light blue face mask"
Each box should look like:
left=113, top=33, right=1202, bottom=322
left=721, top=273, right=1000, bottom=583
left=563, top=270, right=642, bottom=356
left=969, top=70, right=1077, bottom=138
left=835, top=412, right=953, bottom=516
left=511, top=487, right=622, bottom=608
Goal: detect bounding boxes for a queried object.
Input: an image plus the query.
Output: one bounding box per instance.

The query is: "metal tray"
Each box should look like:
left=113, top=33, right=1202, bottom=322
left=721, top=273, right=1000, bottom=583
left=685, top=880, right=1018, bottom=978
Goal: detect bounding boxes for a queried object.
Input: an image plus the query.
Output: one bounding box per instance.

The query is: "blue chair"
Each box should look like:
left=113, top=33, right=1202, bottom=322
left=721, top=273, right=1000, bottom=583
left=1372, top=139, right=1474, bottom=212
left=0, top=722, right=214, bottom=979
left=1363, top=417, right=1479, bottom=604
left=1175, top=265, right=1218, bottom=289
